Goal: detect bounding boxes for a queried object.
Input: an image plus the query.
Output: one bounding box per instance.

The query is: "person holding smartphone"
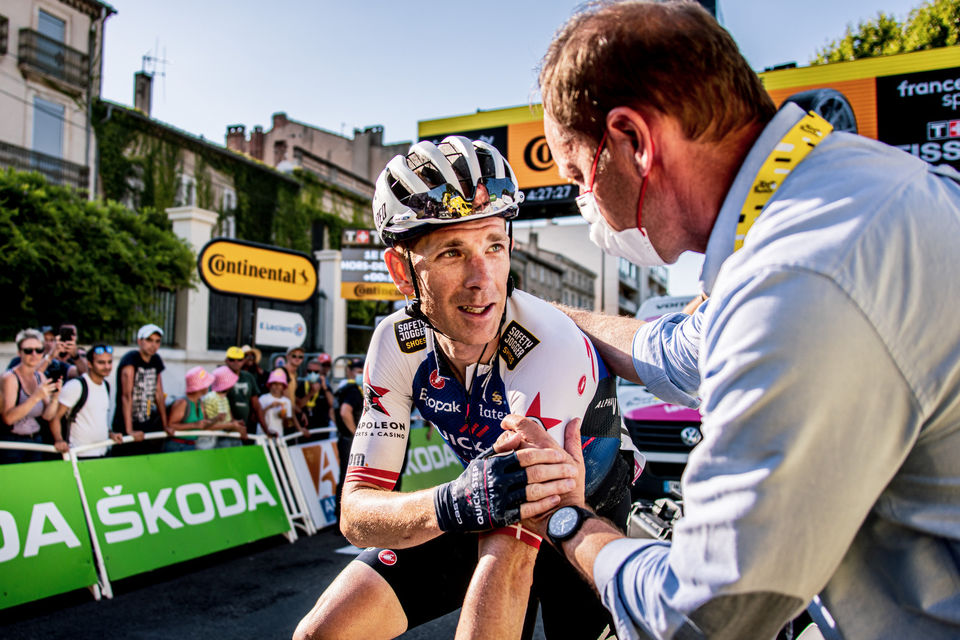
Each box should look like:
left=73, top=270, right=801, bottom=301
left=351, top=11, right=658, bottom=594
left=1, top=329, right=62, bottom=463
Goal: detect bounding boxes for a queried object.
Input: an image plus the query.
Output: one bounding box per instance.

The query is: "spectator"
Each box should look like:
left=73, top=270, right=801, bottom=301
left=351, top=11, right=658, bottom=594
left=6, top=326, right=70, bottom=384
left=504, top=2, right=960, bottom=638
left=202, top=366, right=249, bottom=448
left=241, top=344, right=268, bottom=391
left=1, top=329, right=62, bottom=463
left=55, top=324, right=87, bottom=378
left=296, top=354, right=334, bottom=437
left=280, top=346, right=305, bottom=411
left=224, top=346, right=266, bottom=441
left=332, top=358, right=364, bottom=518
left=164, top=366, right=217, bottom=453
left=50, top=344, right=123, bottom=458
left=257, top=368, right=299, bottom=438
left=115, top=323, right=167, bottom=454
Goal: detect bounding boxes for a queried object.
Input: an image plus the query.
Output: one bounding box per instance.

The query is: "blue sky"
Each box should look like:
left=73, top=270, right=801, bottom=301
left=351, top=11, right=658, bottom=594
left=99, top=0, right=926, bottom=294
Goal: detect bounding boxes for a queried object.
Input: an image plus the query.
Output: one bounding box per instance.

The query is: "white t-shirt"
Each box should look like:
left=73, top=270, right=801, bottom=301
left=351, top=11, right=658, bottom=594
left=257, top=393, right=291, bottom=435
left=59, top=373, right=111, bottom=457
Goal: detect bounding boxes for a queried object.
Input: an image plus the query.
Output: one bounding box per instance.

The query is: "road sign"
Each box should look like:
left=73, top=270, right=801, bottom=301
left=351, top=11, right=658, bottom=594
left=197, top=238, right=317, bottom=303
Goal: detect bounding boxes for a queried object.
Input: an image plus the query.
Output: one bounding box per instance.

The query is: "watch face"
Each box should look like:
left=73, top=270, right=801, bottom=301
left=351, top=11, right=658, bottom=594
left=548, top=506, right=579, bottom=539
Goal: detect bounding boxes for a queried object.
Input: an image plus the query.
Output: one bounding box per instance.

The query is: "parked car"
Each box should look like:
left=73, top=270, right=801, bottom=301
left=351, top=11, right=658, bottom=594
left=619, top=295, right=702, bottom=499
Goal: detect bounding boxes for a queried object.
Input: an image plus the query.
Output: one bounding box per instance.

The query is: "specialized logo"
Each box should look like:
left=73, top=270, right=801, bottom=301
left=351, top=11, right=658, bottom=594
left=680, top=426, right=703, bottom=447
left=394, top=318, right=427, bottom=354
left=491, top=391, right=503, bottom=405
left=578, top=375, right=586, bottom=396
left=429, top=369, right=446, bottom=389
left=378, top=549, right=397, bottom=566
left=364, top=382, right=391, bottom=416
left=498, top=321, right=540, bottom=370
left=523, top=136, right=554, bottom=172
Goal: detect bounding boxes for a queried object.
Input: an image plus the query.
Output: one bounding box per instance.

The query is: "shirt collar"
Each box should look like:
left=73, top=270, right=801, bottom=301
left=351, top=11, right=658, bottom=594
left=699, top=102, right=807, bottom=295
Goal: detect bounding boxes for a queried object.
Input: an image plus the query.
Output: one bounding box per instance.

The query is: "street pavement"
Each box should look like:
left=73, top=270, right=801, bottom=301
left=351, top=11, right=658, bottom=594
left=2, top=526, right=546, bottom=640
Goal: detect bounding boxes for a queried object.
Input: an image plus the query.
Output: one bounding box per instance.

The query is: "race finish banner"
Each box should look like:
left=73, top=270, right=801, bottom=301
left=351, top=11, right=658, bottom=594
left=340, top=228, right=402, bottom=301
left=197, top=237, right=318, bottom=303
left=0, top=461, right=98, bottom=609
left=78, top=447, right=290, bottom=580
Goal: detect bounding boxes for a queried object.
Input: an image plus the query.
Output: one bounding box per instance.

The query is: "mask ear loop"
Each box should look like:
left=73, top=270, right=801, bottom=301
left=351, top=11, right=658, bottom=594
left=637, top=137, right=654, bottom=231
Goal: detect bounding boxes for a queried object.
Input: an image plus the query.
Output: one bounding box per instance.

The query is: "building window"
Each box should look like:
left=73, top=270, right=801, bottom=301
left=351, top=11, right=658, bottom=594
left=36, top=10, right=66, bottom=77
left=32, top=96, right=64, bottom=158
left=179, top=176, right=195, bottom=206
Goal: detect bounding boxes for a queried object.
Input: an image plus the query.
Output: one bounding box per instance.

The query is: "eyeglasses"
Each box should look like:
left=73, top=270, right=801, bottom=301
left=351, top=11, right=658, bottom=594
left=227, top=357, right=245, bottom=362
left=91, top=345, right=114, bottom=355
left=20, top=347, right=43, bottom=355
left=289, top=354, right=304, bottom=360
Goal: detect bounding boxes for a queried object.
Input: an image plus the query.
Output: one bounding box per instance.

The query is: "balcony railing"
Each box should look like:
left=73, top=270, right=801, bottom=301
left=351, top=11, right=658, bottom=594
left=0, top=140, right=89, bottom=191
left=18, top=28, right=89, bottom=90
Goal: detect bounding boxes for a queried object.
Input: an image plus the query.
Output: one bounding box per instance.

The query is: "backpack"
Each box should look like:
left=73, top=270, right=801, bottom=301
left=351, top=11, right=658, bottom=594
left=62, top=377, right=110, bottom=443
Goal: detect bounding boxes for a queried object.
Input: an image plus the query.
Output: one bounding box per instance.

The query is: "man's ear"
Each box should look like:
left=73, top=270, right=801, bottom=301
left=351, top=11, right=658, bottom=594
left=606, top=106, right=654, bottom=178
left=384, top=247, right=416, bottom=296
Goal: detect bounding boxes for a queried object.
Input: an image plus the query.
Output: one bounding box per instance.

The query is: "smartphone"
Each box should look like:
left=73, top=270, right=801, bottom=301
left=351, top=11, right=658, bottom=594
left=59, top=328, right=75, bottom=341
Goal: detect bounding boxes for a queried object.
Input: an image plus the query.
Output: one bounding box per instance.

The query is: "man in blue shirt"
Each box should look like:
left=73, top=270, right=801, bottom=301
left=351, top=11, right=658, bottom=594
left=502, top=2, right=960, bottom=639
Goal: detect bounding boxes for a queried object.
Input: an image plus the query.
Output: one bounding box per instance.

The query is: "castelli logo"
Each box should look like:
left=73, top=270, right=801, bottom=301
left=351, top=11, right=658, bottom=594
left=429, top=369, right=446, bottom=389
left=378, top=549, right=397, bottom=566
left=578, top=375, right=586, bottom=396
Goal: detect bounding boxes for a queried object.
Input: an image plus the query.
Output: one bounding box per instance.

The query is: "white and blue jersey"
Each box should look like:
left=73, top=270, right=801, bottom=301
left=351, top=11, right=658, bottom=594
left=345, top=289, right=640, bottom=496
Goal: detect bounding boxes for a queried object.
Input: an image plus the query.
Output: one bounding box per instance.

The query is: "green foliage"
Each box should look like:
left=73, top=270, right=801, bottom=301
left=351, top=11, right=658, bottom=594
left=195, top=155, right=215, bottom=211
left=813, top=0, right=960, bottom=63
left=0, top=168, right=195, bottom=341
left=137, top=136, right=183, bottom=212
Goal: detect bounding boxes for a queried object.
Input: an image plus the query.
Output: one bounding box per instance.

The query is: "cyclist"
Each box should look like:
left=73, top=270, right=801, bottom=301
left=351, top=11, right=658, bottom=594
left=294, top=137, right=640, bottom=640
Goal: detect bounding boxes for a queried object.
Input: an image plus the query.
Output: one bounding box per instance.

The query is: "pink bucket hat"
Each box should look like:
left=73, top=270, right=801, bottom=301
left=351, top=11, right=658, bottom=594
left=211, top=365, right=239, bottom=392
left=185, top=366, right=212, bottom=393
left=267, top=368, right=288, bottom=388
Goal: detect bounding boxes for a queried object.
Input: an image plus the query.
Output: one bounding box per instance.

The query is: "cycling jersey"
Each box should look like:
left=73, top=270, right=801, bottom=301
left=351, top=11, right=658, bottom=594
left=346, top=289, right=640, bottom=498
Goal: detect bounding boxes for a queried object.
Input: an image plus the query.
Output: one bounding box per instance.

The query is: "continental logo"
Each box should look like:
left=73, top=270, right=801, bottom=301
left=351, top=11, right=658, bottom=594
left=340, top=281, right=404, bottom=301
left=394, top=318, right=426, bottom=354
left=498, top=321, right=540, bottom=370
left=523, top=136, right=553, bottom=172
left=197, top=238, right=317, bottom=303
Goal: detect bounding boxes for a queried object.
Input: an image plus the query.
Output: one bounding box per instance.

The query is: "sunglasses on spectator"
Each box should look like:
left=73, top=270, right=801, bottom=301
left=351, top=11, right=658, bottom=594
left=20, top=347, right=43, bottom=355
left=289, top=354, right=304, bottom=360
left=91, top=345, right=114, bottom=355
left=227, top=356, right=245, bottom=361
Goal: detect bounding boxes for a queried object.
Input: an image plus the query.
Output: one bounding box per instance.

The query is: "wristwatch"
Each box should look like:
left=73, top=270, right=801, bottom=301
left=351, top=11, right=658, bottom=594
left=547, top=506, right=595, bottom=547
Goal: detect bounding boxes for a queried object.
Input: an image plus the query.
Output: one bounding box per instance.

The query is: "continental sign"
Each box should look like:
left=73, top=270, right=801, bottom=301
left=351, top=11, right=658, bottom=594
left=198, top=238, right=317, bottom=303
left=418, top=46, right=960, bottom=195
left=341, top=282, right=403, bottom=301
left=340, top=243, right=403, bottom=301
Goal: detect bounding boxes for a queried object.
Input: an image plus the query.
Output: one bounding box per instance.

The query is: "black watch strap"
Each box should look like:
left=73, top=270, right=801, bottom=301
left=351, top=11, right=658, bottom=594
left=546, top=505, right=595, bottom=548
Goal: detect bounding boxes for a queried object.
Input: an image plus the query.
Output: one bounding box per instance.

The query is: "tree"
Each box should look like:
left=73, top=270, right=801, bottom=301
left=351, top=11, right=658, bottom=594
left=812, top=0, right=960, bottom=64
left=0, top=169, right=195, bottom=341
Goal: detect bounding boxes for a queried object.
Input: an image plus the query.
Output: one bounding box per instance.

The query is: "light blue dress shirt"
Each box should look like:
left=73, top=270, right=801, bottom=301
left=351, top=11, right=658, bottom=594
left=603, top=103, right=960, bottom=639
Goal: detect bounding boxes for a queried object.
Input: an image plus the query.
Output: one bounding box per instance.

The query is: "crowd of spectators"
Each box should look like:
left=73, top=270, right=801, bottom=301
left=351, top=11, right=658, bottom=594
left=0, top=322, right=341, bottom=463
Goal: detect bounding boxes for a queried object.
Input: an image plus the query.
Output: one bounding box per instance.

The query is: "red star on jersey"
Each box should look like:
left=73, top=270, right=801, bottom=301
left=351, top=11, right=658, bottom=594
left=364, top=383, right=391, bottom=416
left=525, top=393, right=562, bottom=430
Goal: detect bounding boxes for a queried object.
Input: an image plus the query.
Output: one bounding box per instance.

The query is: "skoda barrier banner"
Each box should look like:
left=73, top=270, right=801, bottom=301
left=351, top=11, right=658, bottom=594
left=78, top=448, right=290, bottom=580
left=0, top=461, right=98, bottom=609
left=398, top=427, right=463, bottom=492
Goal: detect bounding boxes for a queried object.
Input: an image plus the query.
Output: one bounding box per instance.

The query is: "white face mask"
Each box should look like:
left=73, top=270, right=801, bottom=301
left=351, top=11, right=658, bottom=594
left=576, top=191, right=667, bottom=267
left=576, top=130, right=667, bottom=267
left=355, top=374, right=363, bottom=385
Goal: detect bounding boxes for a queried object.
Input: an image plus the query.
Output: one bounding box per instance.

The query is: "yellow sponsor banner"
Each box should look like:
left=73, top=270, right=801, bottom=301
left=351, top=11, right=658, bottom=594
left=341, top=281, right=404, bottom=301
left=197, top=238, right=317, bottom=303
left=506, top=120, right=567, bottom=189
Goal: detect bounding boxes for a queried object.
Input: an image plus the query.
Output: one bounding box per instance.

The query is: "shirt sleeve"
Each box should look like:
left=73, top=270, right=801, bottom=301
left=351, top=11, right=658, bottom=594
left=504, top=320, right=598, bottom=446
left=631, top=303, right=705, bottom=409
left=58, top=378, right=82, bottom=409
left=597, top=269, right=920, bottom=639
left=345, top=319, right=415, bottom=491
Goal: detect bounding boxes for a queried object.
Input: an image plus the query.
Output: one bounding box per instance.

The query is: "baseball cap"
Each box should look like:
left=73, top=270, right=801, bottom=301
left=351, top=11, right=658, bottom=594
left=137, top=324, right=164, bottom=340
left=267, top=368, right=289, bottom=387
left=286, top=345, right=305, bottom=356
left=317, top=352, right=332, bottom=364
left=349, top=358, right=365, bottom=370
left=226, top=346, right=246, bottom=360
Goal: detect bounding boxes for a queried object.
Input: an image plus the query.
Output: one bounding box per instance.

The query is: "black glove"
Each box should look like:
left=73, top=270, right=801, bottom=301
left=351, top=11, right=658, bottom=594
left=434, top=447, right=527, bottom=533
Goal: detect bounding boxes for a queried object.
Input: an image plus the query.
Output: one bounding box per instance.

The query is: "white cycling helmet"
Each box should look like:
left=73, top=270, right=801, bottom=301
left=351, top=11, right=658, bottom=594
left=373, top=136, right=524, bottom=246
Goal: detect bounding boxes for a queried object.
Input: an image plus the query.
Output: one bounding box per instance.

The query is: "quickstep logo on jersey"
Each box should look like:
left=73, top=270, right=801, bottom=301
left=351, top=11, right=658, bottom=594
left=498, top=321, right=540, bottom=370
left=394, top=318, right=426, bottom=354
